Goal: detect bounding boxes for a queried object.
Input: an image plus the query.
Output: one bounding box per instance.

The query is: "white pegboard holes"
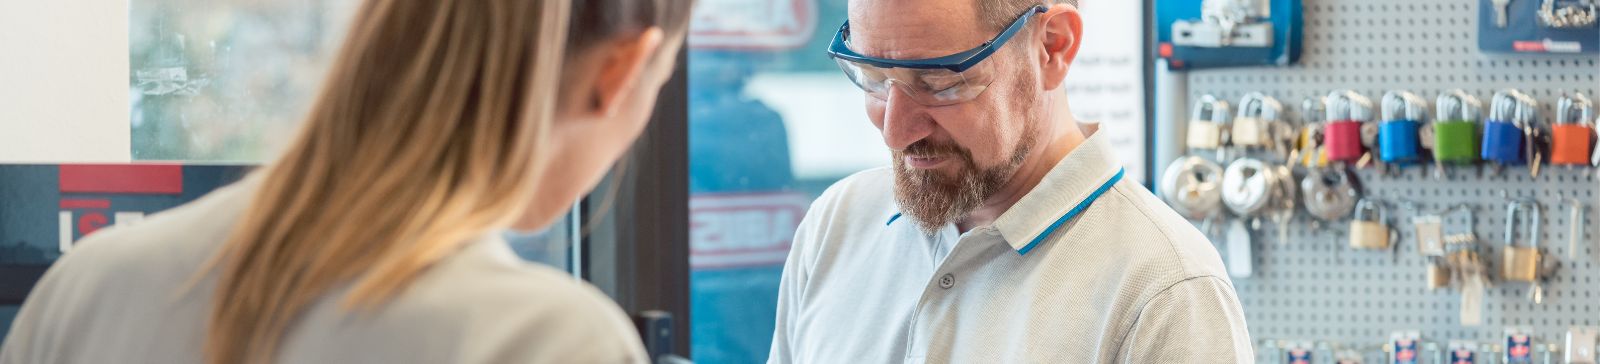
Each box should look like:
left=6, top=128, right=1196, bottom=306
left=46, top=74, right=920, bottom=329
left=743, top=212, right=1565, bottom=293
left=1186, top=0, right=1600, bottom=348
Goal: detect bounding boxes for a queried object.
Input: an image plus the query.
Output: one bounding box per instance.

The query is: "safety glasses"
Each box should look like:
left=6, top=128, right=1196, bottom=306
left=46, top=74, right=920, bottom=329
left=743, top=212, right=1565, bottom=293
left=828, top=5, right=1047, bottom=106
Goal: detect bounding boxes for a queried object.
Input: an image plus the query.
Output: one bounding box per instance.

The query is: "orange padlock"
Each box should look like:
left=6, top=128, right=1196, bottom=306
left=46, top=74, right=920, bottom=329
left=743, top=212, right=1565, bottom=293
left=1551, top=93, right=1595, bottom=166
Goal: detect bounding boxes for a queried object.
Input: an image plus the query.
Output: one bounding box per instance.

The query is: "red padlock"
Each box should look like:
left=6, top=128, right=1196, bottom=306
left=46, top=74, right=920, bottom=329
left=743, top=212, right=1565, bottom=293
left=1552, top=93, right=1595, bottom=166
left=1323, top=90, right=1373, bottom=163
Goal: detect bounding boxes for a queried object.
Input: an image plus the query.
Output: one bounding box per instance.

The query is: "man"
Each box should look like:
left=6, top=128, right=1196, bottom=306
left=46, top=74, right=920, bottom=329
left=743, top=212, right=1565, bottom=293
left=767, top=0, right=1253, bottom=363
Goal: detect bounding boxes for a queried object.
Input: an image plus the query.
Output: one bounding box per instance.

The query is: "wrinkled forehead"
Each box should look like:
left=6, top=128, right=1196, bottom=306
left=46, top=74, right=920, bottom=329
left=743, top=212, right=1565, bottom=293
left=845, top=0, right=994, bottom=61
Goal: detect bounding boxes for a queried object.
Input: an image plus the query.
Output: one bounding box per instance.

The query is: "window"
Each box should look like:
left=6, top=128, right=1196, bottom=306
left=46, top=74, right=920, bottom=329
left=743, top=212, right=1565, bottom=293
left=686, top=0, right=872, bottom=362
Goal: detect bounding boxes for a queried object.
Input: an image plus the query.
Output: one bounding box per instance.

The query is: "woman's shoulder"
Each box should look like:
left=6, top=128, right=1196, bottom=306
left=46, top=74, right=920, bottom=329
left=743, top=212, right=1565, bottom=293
left=368, top=239, right=647, bottom=362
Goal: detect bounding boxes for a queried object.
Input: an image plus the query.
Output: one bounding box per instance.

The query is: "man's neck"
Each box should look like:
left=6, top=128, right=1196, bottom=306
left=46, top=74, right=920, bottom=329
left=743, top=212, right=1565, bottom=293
left=956, top=98, right=1087, bottom=233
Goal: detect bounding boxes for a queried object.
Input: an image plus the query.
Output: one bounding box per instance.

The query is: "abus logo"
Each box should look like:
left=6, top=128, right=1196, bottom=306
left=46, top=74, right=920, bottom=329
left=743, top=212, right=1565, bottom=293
left=55, top=165, right=183, bottom=253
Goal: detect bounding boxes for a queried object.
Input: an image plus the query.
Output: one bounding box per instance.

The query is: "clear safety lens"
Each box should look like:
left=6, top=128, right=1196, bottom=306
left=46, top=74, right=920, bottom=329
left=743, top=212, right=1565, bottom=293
left=832, top=58, right=997, bottom=107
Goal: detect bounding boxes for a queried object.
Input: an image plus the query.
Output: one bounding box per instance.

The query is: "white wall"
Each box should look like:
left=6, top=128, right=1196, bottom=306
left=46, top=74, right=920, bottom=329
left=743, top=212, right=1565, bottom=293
left=0, top=0, right=131, bottom=163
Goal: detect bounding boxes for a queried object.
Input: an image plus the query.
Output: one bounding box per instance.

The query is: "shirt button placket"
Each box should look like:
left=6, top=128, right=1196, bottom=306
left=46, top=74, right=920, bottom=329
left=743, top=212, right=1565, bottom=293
left=937, top=273, right=955, bottom=289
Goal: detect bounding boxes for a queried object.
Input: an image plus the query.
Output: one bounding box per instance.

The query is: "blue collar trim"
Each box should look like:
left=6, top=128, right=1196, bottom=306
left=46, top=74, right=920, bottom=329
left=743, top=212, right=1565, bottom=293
left=1015, top=168, right=1125, bottom=255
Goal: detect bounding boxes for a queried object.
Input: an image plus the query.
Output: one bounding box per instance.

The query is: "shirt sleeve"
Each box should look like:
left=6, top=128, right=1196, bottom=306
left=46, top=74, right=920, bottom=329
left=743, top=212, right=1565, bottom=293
left=767, top=199, right=825, bottom=364
left=0, top=245, right=93, bottom=364
left=1117, top=276, right=1254, bottom=363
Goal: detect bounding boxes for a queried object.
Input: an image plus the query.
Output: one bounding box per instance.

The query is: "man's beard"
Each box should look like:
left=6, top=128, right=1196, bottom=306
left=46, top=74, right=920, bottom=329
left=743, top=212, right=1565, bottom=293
left=892, top=123, right=1038, bottom=236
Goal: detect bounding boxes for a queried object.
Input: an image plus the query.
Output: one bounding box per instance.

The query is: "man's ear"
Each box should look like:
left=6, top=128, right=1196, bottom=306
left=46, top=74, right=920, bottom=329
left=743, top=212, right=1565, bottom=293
left=1036, top=3, right=1083, bottom=91
left=588, top=28, right=665, bottom=118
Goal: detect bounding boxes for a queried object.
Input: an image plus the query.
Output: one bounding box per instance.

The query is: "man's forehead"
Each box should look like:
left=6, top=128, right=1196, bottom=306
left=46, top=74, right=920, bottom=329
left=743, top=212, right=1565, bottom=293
left=845, top=0, right=990, bottom=60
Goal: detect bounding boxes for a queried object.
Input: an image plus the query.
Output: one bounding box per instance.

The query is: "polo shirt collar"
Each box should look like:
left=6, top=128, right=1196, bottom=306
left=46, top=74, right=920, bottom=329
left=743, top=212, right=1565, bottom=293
left=993, top=132, right=1124, bottom=255
left=884, top=132, right=1126, bottom=255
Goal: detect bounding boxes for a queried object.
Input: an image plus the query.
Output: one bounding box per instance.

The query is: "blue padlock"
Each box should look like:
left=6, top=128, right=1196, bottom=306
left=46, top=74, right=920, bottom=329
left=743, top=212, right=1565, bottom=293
left=1379, top=91, right=1428, bottom=165
left=1482, top=90, right=1533, bottom=166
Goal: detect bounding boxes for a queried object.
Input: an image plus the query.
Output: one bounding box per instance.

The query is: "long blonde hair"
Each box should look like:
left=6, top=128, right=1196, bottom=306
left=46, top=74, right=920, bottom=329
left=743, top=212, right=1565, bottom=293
left=203, top=0, right=691, bottom=363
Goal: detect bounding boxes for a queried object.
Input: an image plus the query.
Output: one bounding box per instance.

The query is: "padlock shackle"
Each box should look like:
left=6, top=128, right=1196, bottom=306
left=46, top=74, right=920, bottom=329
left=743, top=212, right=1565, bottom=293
left=1555, top=93, right=1594, bottom=125
left=1381, top=91, right=1429, bottom=122
left=1192, top=95, right=1232, bottom=125
left=1513, top=93, right=1541, bottom=129
left=1490, top=89, right=1537, bottom=127
left=1503, top=199, right=1542, bottom=248
left=1443, top=203, right=1476, bottom=234
left=1302, top=96, right=1327, bottom=125
left=1435, top=90, right=1482, bottom=123
left=1354, top=197, right=1387, bottom=222
left=1325, top=90, right=1374, bottom=122
left=1237, top=92, right=1283, bottom=122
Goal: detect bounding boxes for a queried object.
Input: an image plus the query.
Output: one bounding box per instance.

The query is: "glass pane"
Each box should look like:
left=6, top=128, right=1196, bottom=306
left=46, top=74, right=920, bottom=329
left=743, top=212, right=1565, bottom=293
left=129, top=0, right=358, bottom=161
left=687, top=0, right=877, bottom=362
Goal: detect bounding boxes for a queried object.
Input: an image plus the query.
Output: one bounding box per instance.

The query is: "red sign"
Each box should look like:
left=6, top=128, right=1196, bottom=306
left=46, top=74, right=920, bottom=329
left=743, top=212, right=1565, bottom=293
left=689, top=0, right=817, bottom=50
left=689, top=192, right=808, bottom=269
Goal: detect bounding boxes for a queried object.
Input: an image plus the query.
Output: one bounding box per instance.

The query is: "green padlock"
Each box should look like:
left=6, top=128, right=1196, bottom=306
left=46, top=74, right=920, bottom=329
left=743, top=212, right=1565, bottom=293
left=1432, top=90, right=1482, bottom=164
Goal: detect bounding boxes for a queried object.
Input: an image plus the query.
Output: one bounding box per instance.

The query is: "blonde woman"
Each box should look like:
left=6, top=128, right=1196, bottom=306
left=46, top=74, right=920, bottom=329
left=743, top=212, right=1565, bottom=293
left=1, top=0, right=691, bottom=363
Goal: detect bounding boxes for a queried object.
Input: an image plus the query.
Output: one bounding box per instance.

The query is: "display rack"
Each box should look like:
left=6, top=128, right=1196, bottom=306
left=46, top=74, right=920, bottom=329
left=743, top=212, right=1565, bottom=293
left=1180, top=0, right=1600, bottom=358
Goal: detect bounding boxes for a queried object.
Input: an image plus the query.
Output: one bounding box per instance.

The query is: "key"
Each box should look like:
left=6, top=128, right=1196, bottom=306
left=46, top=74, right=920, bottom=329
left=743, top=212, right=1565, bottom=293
left=1493, top=0, right=1513, bottom=28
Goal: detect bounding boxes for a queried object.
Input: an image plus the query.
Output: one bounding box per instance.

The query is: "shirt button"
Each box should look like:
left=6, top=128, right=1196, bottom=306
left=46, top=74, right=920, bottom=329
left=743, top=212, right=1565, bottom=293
left=938, top=273, right=955, bottom=289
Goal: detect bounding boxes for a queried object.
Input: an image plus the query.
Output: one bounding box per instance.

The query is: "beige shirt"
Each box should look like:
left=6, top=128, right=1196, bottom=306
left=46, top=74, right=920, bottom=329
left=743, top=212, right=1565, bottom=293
left=768, top=133, right=1254, bottom=363
left=0, top=179, right=646, bottom=364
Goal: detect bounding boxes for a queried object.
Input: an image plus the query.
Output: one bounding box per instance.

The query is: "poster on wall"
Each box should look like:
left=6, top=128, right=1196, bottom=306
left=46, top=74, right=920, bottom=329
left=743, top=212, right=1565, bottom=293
left=1064, top=0, right=1149, bottom=184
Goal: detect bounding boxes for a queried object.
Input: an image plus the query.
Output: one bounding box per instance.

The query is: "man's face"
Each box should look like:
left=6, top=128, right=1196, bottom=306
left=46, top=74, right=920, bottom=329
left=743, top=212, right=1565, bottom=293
left=847, top=0, right=1044, bottom=234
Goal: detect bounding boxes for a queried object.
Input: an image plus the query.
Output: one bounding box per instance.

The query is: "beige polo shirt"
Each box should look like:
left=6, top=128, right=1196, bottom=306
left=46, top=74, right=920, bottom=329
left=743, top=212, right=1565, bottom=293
left=767, top=133, right=1254, bottom=363
left=0, top=178, right=646, bottom=364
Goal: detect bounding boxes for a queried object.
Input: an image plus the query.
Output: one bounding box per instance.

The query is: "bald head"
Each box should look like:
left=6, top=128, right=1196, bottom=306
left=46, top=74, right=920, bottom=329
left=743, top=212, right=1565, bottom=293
left=977, top=0, right=1078, bottom=32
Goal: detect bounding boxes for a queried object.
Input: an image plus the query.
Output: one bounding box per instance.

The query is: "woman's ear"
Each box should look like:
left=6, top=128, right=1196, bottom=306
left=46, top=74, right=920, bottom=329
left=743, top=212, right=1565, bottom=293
left=588, top=27, right=666, bottom=118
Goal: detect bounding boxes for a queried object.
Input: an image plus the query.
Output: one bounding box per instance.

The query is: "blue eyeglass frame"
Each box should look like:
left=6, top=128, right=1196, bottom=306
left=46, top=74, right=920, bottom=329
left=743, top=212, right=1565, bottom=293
left=827, top=5, right=1048, bottom=73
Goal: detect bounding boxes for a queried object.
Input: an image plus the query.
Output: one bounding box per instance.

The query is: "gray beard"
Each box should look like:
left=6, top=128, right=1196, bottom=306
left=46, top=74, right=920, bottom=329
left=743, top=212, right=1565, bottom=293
left=891, top=129, right=1037, bottom=236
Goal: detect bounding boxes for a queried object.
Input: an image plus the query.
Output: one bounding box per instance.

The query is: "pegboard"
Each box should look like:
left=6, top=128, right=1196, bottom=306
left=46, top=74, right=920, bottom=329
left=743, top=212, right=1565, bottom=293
left=1179, top=0, right=1600, bottom=359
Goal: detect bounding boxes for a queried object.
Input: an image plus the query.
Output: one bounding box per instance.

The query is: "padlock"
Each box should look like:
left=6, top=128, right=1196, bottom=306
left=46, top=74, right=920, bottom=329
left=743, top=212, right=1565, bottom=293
left=1427, top=258, right=1452, bottom=290
left=1187, top=95, right=1231, bottom=150
left=1232, top=93, right=1282, bottom=149
left=1302, top=167, right=1358, bottom=222
left=1160, top=156, right=1225, bottom=221
left=1380, top=90, right=1429, bottom=164
left=1299, top=97, right=1331, bottom=168
left=1482, top=90, right=1534, bottom=166
left=1324, top=90, right=1374, bottom=163
left=1433, top=90, right=1483, bottom=165
left=1552, top=93, right=1595, bottom=166
left=1349, top=198, right=1391, bottom=250
left=1222, top=158, right=1277, bottom=216
left=1502, top=200, right=1543, bottom=283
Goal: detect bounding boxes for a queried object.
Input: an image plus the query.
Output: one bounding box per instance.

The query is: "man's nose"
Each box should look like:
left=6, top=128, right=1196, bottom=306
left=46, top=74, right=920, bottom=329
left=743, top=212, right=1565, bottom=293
left=879, top=84, right=933, bottom=151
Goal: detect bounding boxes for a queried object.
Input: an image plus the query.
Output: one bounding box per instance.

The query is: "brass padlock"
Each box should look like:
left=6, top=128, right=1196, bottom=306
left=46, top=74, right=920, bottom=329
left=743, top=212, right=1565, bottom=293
left=1349, top=198, right=1391, bottom=250
left=1232, top=93, right=1282, bottom=149
left=1426, top=259, right=1452, bottom=290
left=1187, top=95, right=1231, bottom=150
left=1501, top=200, right=1543, bottom=283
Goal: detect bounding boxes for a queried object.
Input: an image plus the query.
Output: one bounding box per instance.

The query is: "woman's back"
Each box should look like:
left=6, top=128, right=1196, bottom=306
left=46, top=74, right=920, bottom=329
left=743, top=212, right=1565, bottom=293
left=0, top=180, right=645, bottom=363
